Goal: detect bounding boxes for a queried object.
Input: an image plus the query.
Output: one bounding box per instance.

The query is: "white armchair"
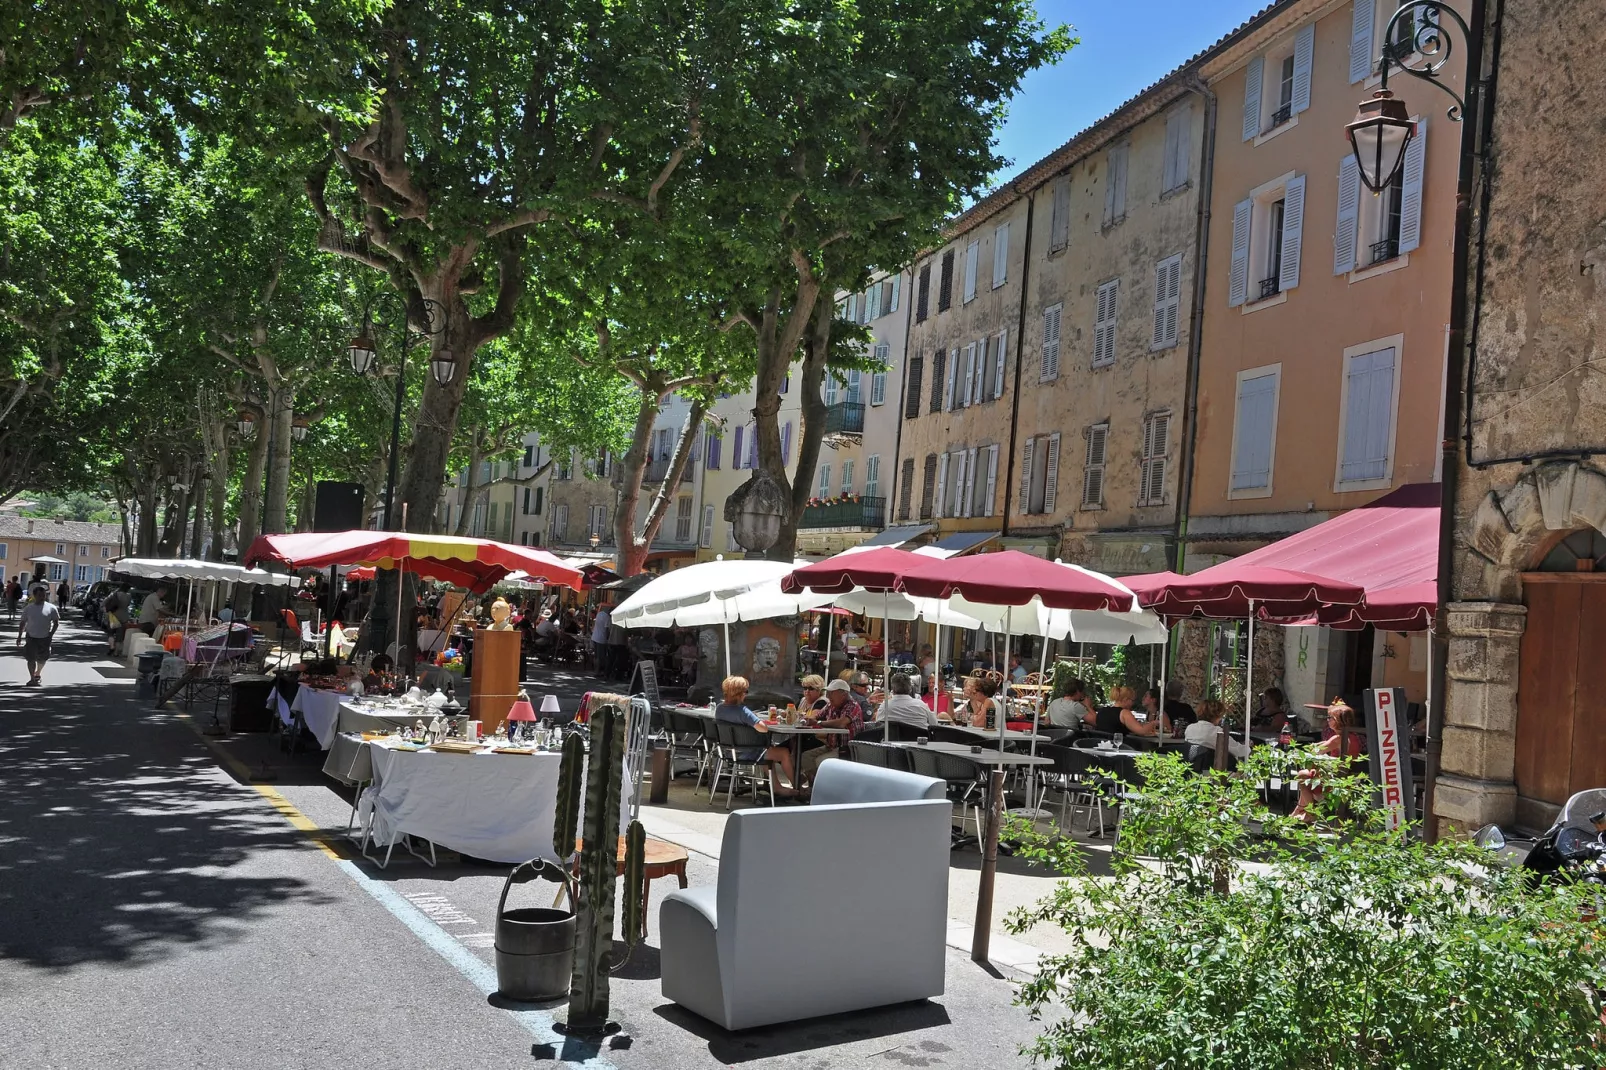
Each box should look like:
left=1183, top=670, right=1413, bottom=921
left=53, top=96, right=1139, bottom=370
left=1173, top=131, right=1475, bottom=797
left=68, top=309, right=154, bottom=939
left=659, top=760, right=951, bottom=1030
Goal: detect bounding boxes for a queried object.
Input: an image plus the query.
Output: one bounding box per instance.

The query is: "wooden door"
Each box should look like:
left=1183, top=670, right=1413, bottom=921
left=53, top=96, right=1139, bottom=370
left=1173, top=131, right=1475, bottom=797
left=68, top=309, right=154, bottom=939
left=1516, top=575, right=1606, bottom=805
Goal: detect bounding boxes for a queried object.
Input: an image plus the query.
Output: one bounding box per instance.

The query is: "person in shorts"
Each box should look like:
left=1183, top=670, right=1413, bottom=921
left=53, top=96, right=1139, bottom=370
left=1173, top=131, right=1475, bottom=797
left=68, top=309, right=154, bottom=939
left=16, top=584, right=60, bottom=686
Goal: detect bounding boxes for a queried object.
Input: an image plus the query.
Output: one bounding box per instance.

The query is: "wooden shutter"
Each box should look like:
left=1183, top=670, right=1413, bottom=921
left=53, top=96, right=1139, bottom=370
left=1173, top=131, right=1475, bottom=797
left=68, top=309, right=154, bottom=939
left=872, top=344, right=889, bottom=404
left=865, top=284, right=880, bottom=322
left=983, top=445, right=999, bottom=517
left=847, top=369, right=862, bottom=405
left=993, top=223, right=1009, bottom=287
left=1094, top=280, right=1119, bottom=367
left=934, top=453, right=949, bottom=517
left=887, top=275, right=900, bottom=313
left=1080, top=426, right=1104, bottom=508
left=961, top=343, right=976, bottom=407
left=1341, top=347, right=1396, bottom=482
left=929, top=348, right=946, bottom=413
left=700, top=505, right=714, bottom=547
left=920, top=454, right=938, bottom=518
left=916, top=262, right=931, bottom=321
left=1019, top=438, right=1036, bottom=511
left=1242, top=55, right=1264, bottom=140
left=1163, top=106, right=1190, bottom=191
left=841, top=458, right=854, bottom=494
left=899, top=457, right=916, bottom=520
left=1279, top=175, right=1306, bottom=292
left=1142, top=413, right=1171, bottom=505
left=1104, top=143, right=1128, bottom=225
left=1152, top=255, right=1182, bottom=349
left=1397, top=116, right=1428, bottom=254
left=975, top=337, right=991, bottom=401
left=1231, top=372, right=1278, bottom=490
left=963, top=240, right=979, bottom=302
left=1043, top=432, right=1062, bottom=513
left=747, top=425, right=757, bottom=468
left=1228, top=198, right=1252, bottom=306
left=1291, top=24, right=1315, bottom=114
left=865, top=454, right=880, bottom=498
left=905, top=354, right=924, bottom=419
left=994, top=331, right=1007, bottom=399
left=1050, top=177, right=1070, bottom=251
left=1334, top=155, right=1362, bottom=274
left=1350, top=0, right=1377, bottom=83
left=733, top=425, right=744, bottom=470
left=942, top=348, right=957, bottom=410
left=938, top=249, right=955, bottom=311
left=1041, top=305, right=1061, bottom=380
left=823, top=372, right=838, bottom=406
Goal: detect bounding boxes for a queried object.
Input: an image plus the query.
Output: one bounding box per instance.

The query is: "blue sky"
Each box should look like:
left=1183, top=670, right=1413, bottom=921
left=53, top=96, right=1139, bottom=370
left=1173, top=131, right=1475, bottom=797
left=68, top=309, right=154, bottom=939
left=991, top=0, right=1269, bottom=182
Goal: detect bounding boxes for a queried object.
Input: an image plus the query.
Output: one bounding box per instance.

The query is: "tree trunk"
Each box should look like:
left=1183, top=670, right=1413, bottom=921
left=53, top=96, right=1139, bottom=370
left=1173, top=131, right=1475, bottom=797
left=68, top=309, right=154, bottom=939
left=751, top=274, right=825, bottom=562
left=396, top=286, right=481, bottom=538
left=188, top=471, right=205, bottom=558
left=453, top=430, right=486, bottom=537
left=262, top=386, right=295, bottom=535
left=778, top=299, right=834, bottom=561
left=616, top=393, right=706, bottom=576
left=207, top=417, right=230, bottom=560
left=236, top=420, right=271, bottom=555
left=136, top=482, right=160, bottom=556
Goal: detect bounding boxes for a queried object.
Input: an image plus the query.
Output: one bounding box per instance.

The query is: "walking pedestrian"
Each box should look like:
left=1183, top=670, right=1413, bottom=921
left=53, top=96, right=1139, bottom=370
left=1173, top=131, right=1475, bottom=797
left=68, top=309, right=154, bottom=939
left=56, top=578, right=71, bottom=608
left=4, top=577, right=20, bottom=620
left=16, top=583, right=60, bottom=686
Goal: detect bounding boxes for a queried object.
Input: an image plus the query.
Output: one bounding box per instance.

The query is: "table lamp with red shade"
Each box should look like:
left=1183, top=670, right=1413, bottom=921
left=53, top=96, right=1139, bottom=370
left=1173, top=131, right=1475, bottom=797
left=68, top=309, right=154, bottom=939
left=506, top=689, right=537, bottom=741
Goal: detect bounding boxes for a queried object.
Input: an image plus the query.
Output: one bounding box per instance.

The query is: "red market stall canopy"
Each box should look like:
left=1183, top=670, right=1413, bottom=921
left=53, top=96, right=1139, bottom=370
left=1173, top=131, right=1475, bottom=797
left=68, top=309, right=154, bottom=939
left=780, top=546, right=928, bottom=594
left=1129, top=564, right=1364, bottom=621
left=243, top=531, right=584, bottom=594
left=897, top=549, right=1134, bottom=612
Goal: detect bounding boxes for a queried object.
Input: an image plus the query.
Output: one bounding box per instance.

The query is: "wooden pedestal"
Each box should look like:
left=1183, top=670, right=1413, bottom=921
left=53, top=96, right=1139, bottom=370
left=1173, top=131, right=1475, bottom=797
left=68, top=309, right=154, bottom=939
left=468, top=627, right=521, bottom=736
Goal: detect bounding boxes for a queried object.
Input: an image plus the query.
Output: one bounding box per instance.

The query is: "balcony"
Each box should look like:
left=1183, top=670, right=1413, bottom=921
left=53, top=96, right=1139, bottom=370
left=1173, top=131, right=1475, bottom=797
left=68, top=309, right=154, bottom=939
left=642, top=456, right=673, bottom=483
left=1369, top=237, right=1399, bottom=266
left=1265, top=102, right=1292, bottom=131
left=822, top=401, right=865, bottom=438
left=799, top=495, right=885, bottom=531
left=1257, top=276, right=1281, bottom=301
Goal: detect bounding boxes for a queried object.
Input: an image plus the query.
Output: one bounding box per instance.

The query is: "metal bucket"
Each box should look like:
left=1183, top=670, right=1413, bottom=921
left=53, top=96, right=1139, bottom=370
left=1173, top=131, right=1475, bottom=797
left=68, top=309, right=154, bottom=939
left=494, top=861, right=575, bottom=1001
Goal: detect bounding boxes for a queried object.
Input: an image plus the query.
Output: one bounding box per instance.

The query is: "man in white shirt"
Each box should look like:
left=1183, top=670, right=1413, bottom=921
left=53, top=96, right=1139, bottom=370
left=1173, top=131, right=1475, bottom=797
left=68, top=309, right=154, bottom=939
left=16, top=584, right=60, bottom=686
left=877, top=673, right=937, bottom=729
left=1183, top=701, right=1251, bottom=763
left=138, top=586, right=169, bottom=636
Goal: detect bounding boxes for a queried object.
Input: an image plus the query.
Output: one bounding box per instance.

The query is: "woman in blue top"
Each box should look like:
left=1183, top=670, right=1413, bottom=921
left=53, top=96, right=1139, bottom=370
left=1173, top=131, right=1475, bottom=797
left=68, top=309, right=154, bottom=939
left=714, top=675, right=800, bottom=797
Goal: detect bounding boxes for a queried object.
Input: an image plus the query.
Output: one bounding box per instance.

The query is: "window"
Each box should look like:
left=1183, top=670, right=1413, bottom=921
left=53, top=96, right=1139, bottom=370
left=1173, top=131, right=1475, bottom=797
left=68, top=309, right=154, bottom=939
left=700, top=505, right=715, bottom=548
left=846, top=369, right=861, bottom=405
left=489, top=501, right=499, bottom=531
left=959, top=343, right=976, bottom=408
left=746, top=426, right=757, bottom=469
left=1230, top=365, right=1282, bottom=495
left=937, top=249, right=955, bottom=312
left=1335, top=118, right=1427, bottom=272
left=865, top=454, right=880, bottom=499
left=870, top=345, right=889, bottom=405
left=823, top=372, right=839, bottom=406
left=1151, top=254, right=1183, bottom=350
left=652, top=428, right=673, bottom=461
left=1040, top=304, right=1062, bottom=382
left=992, top=330, right=1008, bottom=400
left=905, top=353, right=924, bottom=419
left=945, top=348, right=961, bottom=411
left=534, top=486, right=544, bottom=515
left=841, top=459, right=855, bottom=495
left=588, top=505, right=607, bottom=540
left=0, top=544, right=7, bottom=560
left=523, top=487, right=533, bottom=515
left=1093, top=280, right=1120, bottom=367
left=523, top=444, right=535, bottom=468
left=974, top=337, right=992, bottom=403
left=77, top=544, right=86, bottom=557
left=1049, top=176, right=1071, bottom=252
left=919, top=454, right=938, bottom=519
left=1244, top=25, right=1313, bottom=139
left=705, top=431, right=721, bottom=470
left=1081, top=425, right=1106, bottom=509
left=675, top=496, right=694, bottom=542
left=733, top=426, right=744, bottom=470
left=1020, top=433, right=1062, bottom=515
left=973, top=445, right=1000, bottom=517
left=898, top=458, right=916, bottom=521
left=1162, top=105, right=1192, bottom=192
left=1140, top=412, right=1172, bottom=506
left=1353, top=0, right=1434, bottom=84
left=54, top=543, right=64, bottom=555
left=101, top=547, right=109, bottom=558
left=885, top=275, right=900, bottom=314
left=863, top=284, right=880, bottom=322
left=1228, top=173, right=1306, bottom=306
left=781, top=373, right=790, bottom=394
left=47, top=563, right=64, bottom=582
left=558, top=454, right=573, bottom=480
left=781, top=421, right=792, bottom=466
left=962, top=240, right=979, bottom=303
left=76, top=564, right=90, bottom=582
left=817, top=463, right=832, bottom=499
left=552, top=504, right=569, bottom=541
left=1103, top=142, right=1128, bottom=226
left=929, top=348, right=947, bottom=414
left=1337, top=341, right=1400, bottom=488
left=916, top=262, right=931, bottom=322
left=992, top=223, right=1009, bottom=288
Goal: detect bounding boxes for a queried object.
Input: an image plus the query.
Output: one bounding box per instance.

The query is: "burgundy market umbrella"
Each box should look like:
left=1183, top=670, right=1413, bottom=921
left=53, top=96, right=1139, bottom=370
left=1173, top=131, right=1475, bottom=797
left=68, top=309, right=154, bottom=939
left=781, top=546, right=933, bottom=698
left=897, top=549, right=1134, bottom=611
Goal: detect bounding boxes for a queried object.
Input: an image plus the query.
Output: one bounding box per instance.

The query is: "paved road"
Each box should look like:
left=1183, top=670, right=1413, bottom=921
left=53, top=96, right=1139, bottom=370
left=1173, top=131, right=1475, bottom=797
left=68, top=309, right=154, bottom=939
left=0, top=619, right=1048, bottom=1069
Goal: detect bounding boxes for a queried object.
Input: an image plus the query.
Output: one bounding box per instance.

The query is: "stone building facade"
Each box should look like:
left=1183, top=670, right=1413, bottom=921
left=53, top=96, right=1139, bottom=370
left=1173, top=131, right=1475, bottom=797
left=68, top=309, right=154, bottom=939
left=1440, top=0, right=1606, bottom=831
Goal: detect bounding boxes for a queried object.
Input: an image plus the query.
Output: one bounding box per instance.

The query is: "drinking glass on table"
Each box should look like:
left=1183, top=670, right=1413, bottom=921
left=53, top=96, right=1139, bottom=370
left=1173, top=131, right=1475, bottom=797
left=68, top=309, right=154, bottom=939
left=1112, top=732, right=1124, bottom=750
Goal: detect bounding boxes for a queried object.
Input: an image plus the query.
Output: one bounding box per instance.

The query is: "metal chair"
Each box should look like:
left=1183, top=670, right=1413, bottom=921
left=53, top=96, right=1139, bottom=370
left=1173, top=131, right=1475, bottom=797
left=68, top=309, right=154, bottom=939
left=848, top=739, right=890, bottom=767
left=694, top=714, right=723, bottom=796
left=716, top=720, right=776, bottom=809
left=906, top=746, right=983, bottom=847
left=1043, top=744, right=1110, bottom=837
left=884, top=720, right=929, bottom=743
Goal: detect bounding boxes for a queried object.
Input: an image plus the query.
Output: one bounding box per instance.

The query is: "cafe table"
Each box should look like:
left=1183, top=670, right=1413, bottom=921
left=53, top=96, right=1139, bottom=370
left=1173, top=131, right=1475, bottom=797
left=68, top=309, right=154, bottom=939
left=748, top=717, right=847, bottom=792
left=887, top=739, right=1053, bottom=770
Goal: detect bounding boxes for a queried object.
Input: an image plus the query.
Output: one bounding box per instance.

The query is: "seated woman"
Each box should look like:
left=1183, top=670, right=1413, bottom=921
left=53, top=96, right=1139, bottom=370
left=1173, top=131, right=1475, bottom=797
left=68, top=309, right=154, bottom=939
left=714, top=675, right=799, bottom=797
left=675, top=633, right=699, bottom=681
left=1136, top=687, right=1174, bottom=736
left=1254, top=686, right=1290, bottom=732
left=1182, top=698, right=1250, bottom=764
left=1111, top=686, right=1165, bottom=737
left=953, top=675, right=1002, bottom=731
left=797, top=674, right=829, bottom=714
left=1292, top=700, right=1365, bottom=822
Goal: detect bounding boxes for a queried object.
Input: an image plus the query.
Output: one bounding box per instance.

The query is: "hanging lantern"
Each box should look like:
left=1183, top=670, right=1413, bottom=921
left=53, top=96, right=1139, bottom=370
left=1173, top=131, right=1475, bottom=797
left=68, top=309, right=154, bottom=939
left=345, top=334, right=378, bottom=376
left=430, top=351, right=458, bottom=386
left=1346, top=91, right=1416, bottom=193
left=236, top=412, right=257, bottom=438
left=290, top=416, right=311, bottom=442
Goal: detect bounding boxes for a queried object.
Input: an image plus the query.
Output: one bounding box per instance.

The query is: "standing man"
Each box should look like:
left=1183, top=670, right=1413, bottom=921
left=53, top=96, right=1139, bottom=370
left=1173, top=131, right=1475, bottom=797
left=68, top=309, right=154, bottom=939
left=56, top=578, right=71, bottom=608
left=589, top=601, right=612, bottom=676
left=138, top=586, right=170, bottom=636
left=17, top=583, right=61, bottom=686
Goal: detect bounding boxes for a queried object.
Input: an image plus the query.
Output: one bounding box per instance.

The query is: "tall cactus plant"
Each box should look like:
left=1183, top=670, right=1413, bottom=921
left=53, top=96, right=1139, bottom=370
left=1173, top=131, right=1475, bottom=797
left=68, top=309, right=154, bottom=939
left=551, top=703, right=647, bottom=1035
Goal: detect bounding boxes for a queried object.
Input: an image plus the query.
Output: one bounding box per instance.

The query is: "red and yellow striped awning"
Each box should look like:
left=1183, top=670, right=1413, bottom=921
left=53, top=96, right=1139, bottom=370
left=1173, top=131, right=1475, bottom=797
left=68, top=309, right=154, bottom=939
left=243, top=531, right=584, bottom=593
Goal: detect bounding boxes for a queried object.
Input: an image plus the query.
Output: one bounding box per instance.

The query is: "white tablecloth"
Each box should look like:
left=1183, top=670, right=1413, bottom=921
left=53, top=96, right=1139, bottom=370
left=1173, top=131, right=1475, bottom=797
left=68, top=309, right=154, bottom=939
left=291, top=685, right=346, bottom=749
left=363, top=743, right=566, bottom=863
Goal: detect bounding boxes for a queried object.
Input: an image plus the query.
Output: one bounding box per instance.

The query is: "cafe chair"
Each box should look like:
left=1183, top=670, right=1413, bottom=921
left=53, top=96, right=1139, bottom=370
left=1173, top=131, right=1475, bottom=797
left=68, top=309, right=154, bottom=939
left=659, top=761, right=949, bottom=1030
left=905, top=746, right=984, bottom=848
left=1043, top=744, right=1110, bottom=838
left=714, top=720, right=776, bottom=809
left=694, top=715, right=724, bottom=797
left=884, top=720, right=928, bottom=743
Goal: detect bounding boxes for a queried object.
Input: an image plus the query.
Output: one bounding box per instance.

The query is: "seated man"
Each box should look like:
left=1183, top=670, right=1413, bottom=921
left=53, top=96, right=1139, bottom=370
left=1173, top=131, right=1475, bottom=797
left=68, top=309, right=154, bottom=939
left=877, top=672, right=936, bottom=730
left=800, top=679, right=864, bottom=788
left=1045, top=678, right=1092, bottom=729
left=714, top=675, right=799, bottom=796
left=1182, top=698, right=1250, bottom=765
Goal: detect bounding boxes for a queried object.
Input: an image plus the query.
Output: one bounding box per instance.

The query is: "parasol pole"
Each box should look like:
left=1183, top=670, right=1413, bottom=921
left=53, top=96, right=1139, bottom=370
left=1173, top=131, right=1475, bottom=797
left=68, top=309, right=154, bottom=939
left=999, top=607, right=1011, bottom=755
left=883, top=591, right=891, bottom=688
left=823, top=603, right=835, bottom=680
left=933, top=619, right=942, bottom=715
left=1158, top=624, right=1170, bottom=740
left=1243, top=600, right=1255, bottom=748
left=1026, top=616, right=1051, bottom=813
left=722, top=619, right=731, bottom=678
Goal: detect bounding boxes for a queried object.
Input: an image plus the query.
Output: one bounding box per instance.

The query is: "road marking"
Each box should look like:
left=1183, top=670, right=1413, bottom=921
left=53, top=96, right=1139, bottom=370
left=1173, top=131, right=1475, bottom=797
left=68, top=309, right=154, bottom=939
left=177, top=713, right=615, bottom=1068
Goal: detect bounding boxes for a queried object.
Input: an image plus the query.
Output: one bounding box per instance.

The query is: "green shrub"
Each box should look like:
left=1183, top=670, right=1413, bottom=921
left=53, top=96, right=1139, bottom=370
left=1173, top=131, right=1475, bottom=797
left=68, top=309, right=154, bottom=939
left=1008, top=749, right=1606, bottom=1068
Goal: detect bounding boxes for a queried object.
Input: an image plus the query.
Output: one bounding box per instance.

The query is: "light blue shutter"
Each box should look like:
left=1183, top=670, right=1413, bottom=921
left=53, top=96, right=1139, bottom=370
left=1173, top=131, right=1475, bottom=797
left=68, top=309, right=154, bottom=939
left=1242, top=56, right=1264, bottom=141
left=993, top=331, right=1007, bottom=399
left=1397, top=116, right=1428, bottom=254
left=1231, top=373, right=1278, bottom=490
left=1228, top=199, right=1252, bottom=307
left=1279, top=175, right=1306, bottom=292
left=1291, top=24, right=1315, bottom=114
left=1342, top=348, right=1396, bottom=481
left=1350, top=0, right=1376, bottom=83
left=1334, top=155, right=1361, bottom=274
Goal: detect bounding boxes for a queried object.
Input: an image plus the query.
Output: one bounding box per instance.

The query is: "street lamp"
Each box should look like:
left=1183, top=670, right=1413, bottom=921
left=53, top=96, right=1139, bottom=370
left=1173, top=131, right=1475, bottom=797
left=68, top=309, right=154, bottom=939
left=236, top=412, right=257, bottom=438
left=344, top=294, right=447, bottom=530
left=290, top=417, right=310, bottom=443
left=1348, top=1, right=1472, bottom=192
left=429, top=351, right=458, bottom=387
left=1347, top=91, right=1416, bottom=192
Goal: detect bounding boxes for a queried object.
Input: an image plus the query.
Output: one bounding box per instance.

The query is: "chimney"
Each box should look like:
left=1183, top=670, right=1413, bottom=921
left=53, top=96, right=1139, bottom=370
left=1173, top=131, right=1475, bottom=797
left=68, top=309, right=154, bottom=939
left=25, top=519, right=32, bottom=534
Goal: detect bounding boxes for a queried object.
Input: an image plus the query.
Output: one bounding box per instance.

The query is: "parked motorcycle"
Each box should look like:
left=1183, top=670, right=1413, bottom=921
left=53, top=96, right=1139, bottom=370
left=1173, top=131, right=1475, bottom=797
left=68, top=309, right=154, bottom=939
left=1475, top=788, right=1606, bottom=884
